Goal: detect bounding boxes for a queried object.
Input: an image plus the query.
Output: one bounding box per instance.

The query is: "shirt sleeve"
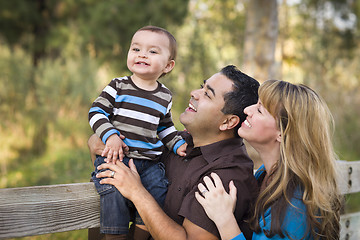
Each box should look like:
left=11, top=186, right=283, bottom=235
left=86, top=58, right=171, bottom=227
left=157, top=99, right=185, bottom=154
left=88, top=79, right=119, bottom=144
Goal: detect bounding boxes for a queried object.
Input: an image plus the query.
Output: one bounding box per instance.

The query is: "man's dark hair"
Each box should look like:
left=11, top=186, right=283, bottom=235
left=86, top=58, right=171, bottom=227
left=220, top=65, right=260, bottom=137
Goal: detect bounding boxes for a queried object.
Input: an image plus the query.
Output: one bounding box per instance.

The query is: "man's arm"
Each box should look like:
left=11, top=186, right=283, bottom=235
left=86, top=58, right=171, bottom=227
left=96, top=160, right=218, bottom=240
left=88, top=133, right=105, bottom=164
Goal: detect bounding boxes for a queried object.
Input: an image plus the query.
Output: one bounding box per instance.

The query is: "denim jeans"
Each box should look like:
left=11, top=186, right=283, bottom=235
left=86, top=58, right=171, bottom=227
left=91, top=156, right=168, bottom=234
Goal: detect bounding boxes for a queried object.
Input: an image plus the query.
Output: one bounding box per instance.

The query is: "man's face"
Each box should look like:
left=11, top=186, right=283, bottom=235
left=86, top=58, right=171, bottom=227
left=180, top=73, right=234, bottom=136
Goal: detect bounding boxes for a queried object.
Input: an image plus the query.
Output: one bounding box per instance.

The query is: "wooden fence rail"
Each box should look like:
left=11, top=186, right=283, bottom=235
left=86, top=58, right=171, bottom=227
left=0, top=160, right=359, bottom=240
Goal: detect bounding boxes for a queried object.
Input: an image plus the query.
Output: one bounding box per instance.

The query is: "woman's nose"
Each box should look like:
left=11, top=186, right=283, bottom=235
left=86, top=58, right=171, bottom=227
left=244, top=104, right=254, bottom=115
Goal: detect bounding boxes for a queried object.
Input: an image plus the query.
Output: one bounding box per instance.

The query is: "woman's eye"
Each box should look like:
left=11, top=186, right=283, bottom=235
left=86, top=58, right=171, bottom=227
left=258, top=108, right=262, bottom=113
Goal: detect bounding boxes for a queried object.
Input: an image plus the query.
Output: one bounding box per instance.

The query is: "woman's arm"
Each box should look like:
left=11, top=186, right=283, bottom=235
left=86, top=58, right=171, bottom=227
left=195, top=172, right=242, bottom=240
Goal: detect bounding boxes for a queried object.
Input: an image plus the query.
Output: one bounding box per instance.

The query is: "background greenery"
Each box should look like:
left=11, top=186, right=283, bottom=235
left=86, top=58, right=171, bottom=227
left=1, top=0, right=359, bottom=239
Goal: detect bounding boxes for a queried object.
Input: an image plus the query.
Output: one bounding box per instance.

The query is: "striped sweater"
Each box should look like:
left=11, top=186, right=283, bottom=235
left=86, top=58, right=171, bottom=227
left=89, top=76, right=185, bottom=161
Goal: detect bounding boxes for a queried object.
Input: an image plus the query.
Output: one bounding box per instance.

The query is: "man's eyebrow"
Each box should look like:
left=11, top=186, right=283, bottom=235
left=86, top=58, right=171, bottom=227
left=203, top=80, right=216, bottom=97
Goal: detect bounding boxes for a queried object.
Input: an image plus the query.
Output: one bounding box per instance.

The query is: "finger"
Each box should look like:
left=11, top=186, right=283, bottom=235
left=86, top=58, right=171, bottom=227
left=178, top=151, right=186, bottom=157
left=195, top=191, right=205, bottom=206
left=97, top=162, right=117, bottom=171
left=112, top=150, right=118, bottom=162
left=107, top=149, right=113, bottom=161
left=210, top=172, right=225, bottom=190
left=119, top=134, right=126, bottom=140
left=101, top=147, right=109, bottom=157
left=100, top=177, right=115, bottom=185
left=123, top=145, right=129, bottom=154
left=118, top=151, right=124, bottom=162
left=229, top=180, right=237, bottom=200
left=96, top=169, right=113, bottom=179
left=197, top=182, right=207, bottom=192
left=128, top=159, right=138, bottom=174
left=203, top=176, right=216, bottom=191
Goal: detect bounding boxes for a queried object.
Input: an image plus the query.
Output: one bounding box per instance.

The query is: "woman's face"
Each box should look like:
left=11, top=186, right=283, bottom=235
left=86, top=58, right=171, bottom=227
left=238, top=100, right=280, bottom=146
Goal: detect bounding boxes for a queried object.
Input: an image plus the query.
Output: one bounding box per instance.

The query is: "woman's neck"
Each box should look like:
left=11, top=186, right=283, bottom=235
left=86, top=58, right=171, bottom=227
left=253, top=141, right=280, bottom=174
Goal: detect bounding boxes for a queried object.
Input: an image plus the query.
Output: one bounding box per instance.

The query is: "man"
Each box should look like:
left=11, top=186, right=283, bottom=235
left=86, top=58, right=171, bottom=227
left=91, top=65, right=260, bottom=240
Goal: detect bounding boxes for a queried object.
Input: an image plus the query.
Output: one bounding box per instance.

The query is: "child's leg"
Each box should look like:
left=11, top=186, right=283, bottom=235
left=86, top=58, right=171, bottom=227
left=91, top=156, right=132, bottom=237
left=131, top=160, right=168, bottom=240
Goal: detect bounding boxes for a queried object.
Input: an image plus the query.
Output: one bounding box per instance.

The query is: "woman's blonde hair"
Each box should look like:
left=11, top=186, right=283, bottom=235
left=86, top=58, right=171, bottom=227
left=251, top=80, right=341, bottom=239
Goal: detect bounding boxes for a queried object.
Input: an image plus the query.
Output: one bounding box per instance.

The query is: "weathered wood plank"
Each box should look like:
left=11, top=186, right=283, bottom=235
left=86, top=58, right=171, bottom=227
left=0, top=182, right=100, bottom=239
left=336, top=160, right=360, bottom=195
left=340, top=211, right=360, bottom=240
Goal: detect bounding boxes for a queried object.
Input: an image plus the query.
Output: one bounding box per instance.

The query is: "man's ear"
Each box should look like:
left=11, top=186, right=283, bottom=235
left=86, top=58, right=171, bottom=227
left=164, top=60, right=175, bottom=73
left=219, top=115, right=240, bottom=131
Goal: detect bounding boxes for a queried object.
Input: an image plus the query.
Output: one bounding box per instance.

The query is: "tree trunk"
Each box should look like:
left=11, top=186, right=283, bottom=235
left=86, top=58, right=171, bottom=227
left=242, top=0, right=279, bottom=83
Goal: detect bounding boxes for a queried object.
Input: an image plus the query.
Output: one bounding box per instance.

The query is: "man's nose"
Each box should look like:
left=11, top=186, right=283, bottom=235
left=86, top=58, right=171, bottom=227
left=190, top=89, right=201, bottom=99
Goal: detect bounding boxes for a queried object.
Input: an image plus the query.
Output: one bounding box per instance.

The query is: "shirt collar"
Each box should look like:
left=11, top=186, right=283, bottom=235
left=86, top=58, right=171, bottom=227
left=183, top=132, right=245, bottom=164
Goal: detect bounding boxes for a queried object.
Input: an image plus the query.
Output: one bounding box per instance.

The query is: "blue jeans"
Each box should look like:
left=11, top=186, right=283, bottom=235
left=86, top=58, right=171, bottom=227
left=91, top=156, right=168, bottom=234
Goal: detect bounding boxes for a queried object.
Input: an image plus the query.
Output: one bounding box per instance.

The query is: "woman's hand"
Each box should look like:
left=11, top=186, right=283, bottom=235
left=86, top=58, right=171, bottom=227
left=195, top=172, right=241, bottom=240
left=96, top=159, right=145, bottom=200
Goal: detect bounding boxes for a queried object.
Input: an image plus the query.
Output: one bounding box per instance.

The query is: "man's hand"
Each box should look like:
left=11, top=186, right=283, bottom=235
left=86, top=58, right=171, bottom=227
left=176, top=142, right=187, bottom=157
left=102, top=134, right=128, bottom=163
left=96, top=159, right=144, bottom=200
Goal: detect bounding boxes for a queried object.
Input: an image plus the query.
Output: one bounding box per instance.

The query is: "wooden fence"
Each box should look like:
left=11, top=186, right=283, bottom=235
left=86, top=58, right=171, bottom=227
left=0, top=160, right=359, bottom=240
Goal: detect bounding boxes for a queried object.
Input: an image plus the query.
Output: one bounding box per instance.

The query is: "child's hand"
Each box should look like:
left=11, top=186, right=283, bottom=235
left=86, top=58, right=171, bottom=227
left=176, top=142, right=187, bottom=157
left=102, top=134, right=128, bottom=163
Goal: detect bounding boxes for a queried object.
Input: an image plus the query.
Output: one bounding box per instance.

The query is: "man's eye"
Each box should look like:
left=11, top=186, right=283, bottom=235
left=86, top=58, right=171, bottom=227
left=200, top=84, right=204, bottom=89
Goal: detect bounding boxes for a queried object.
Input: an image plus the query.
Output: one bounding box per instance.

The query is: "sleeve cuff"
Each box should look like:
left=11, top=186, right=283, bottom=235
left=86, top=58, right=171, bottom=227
left=173, top=139, right=186, bottom=154
left=102, top=129, right=120, bottom=144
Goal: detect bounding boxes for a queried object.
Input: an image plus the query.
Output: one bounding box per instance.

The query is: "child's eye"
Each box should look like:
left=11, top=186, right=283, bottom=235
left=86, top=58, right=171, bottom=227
left=150, top=50, right=158, bottom=54
left=132, top=48, right=140, bottom=52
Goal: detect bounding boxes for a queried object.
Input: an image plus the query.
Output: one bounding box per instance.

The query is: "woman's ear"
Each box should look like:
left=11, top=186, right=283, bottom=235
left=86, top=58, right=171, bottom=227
left=219, top=115, right=240, bottom=131
left=276, top=131, right=282, bottom=143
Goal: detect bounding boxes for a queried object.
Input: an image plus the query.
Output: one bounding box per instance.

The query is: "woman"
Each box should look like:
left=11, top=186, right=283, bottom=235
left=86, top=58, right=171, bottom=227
left=195, top=80, right=341, bottom=240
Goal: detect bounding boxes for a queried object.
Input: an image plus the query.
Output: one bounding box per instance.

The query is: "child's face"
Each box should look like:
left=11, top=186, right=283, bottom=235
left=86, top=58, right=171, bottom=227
left=127, top=30, right=175, bottom=81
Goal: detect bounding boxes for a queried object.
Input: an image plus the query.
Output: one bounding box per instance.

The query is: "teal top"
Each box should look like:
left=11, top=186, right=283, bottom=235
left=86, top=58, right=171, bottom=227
left=231, top=165, right=313, bottom=240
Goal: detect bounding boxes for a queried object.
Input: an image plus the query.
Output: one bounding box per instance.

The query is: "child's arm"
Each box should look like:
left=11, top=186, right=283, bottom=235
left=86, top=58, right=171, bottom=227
left=102, top=134, right=129, bottom=164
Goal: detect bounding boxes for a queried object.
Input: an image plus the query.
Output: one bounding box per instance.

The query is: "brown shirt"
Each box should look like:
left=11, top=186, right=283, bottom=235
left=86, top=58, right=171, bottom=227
left=161, top=132, right=259, bottom=239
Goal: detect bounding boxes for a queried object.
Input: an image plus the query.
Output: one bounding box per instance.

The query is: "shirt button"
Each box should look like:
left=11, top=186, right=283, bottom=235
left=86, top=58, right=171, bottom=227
left=178, top=187, right=181, bottom=191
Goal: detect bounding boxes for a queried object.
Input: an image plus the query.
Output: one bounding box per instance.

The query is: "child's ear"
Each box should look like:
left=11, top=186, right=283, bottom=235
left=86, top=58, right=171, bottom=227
left=164, top=60, right=175, bottom=73
left=219, top=115, right=240, bottom=131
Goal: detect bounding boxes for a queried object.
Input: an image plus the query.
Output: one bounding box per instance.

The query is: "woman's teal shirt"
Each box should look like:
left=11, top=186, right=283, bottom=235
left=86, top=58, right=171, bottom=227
left=231, top=165, right=313, bottom=240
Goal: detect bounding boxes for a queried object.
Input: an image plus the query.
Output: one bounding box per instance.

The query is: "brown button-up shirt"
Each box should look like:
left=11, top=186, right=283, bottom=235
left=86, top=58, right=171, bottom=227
left=161, top=132, right=258, bottom=239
